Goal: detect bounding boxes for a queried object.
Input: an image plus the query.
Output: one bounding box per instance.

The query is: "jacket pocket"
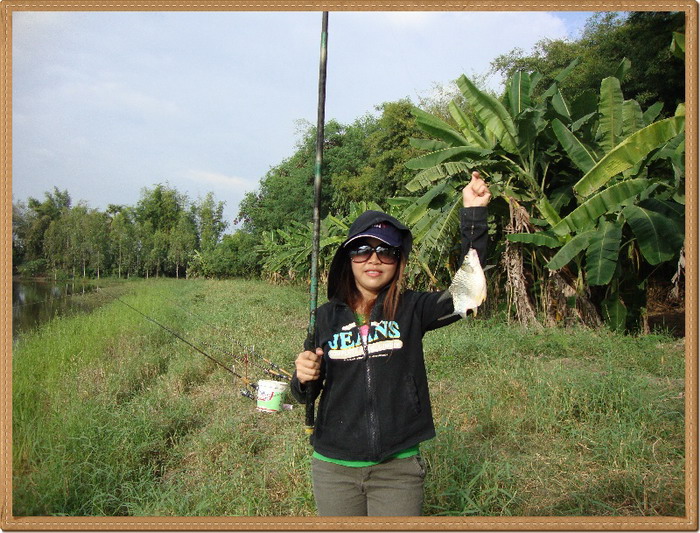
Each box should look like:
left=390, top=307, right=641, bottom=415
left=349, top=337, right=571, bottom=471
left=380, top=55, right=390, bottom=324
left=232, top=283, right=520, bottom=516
left=405, top=374, right=422, bottom=414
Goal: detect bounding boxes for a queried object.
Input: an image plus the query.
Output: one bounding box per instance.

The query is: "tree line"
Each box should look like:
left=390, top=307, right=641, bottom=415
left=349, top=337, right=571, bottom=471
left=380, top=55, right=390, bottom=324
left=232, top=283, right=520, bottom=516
left=12, top=185, right=228, bottom=280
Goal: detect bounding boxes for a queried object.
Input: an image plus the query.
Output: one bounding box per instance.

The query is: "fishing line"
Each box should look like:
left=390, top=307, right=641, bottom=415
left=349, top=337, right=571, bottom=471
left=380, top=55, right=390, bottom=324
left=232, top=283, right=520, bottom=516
left=168, top=299, right=292, bottom=380
left=111, top=295, right=256, bottom=389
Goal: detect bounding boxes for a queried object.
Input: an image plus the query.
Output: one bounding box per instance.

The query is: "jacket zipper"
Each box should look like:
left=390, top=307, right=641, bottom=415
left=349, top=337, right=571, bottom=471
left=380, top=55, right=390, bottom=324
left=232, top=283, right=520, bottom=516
left=361, top=312, right=380, bottom=459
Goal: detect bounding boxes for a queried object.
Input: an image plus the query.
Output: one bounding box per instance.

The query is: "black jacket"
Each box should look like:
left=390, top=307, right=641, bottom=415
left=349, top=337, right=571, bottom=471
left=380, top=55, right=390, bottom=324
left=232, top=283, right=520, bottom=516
left=291, top=207, right=488, bottom=462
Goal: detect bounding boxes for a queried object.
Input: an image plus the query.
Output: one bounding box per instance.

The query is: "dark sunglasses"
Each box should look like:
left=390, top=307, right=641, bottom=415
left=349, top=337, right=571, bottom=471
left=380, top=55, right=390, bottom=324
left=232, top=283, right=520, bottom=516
left=348, top=243, right=401, bottom=265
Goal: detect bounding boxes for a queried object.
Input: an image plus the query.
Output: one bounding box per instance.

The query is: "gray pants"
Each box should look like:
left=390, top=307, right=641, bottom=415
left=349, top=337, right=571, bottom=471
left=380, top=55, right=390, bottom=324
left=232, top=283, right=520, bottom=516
left=311, top=455, right=427, bottom=516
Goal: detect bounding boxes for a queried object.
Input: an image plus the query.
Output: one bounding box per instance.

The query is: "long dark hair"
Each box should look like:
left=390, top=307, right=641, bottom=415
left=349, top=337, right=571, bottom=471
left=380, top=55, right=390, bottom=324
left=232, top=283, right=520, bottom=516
left=331, top=247, right=406, bottom=322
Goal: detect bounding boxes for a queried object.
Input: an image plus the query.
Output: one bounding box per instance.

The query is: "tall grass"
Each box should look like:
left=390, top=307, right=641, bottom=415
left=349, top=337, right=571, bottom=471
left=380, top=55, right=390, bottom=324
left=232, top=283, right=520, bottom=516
left=13, top=279, right=685, bottom=516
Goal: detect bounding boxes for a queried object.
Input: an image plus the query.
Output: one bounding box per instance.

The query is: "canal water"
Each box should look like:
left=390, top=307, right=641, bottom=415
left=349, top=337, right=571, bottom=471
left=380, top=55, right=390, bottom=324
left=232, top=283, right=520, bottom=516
left=12, top=280, right=100, bottom=338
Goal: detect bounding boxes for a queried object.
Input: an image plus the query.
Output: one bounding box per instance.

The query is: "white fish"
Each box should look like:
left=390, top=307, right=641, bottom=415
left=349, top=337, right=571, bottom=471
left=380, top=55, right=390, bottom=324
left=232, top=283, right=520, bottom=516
left=449, top=248, right=487, bottom=318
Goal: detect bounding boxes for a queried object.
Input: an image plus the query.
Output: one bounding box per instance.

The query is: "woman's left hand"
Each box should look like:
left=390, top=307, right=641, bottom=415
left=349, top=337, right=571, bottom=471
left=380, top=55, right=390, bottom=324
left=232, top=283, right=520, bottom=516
left=462, top=171, right=491, bottom=208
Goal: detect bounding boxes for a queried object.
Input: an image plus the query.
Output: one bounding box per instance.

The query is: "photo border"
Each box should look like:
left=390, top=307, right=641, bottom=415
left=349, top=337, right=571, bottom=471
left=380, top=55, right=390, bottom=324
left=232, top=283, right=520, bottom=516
left=1, top=0, right=697, bottom=530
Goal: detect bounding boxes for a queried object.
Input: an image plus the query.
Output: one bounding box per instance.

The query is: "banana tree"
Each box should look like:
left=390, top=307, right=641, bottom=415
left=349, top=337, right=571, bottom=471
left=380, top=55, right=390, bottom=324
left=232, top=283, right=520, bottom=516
left=406, top=62, right=684, bottom=330
left=403, top=62, right=585, bottom=321
left=510, top=74, right=685, bottom=330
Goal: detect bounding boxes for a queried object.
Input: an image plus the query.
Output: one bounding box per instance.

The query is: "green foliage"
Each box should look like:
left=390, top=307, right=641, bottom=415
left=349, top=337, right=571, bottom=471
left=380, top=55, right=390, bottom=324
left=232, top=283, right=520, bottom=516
left=194, top=193, right=228, bottom=254
left=408, top=59, right=684, bottom=330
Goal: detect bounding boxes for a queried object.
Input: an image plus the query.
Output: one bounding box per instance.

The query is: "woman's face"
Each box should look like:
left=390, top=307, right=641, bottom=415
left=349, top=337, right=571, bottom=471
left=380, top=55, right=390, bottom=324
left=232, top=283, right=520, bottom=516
left=350, top=237, right=399, bottom=299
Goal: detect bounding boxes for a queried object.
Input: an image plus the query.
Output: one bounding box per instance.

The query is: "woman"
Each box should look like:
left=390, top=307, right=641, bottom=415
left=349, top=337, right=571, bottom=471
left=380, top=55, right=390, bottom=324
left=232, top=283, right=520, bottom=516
left=291, top=171, right=491, bottom=516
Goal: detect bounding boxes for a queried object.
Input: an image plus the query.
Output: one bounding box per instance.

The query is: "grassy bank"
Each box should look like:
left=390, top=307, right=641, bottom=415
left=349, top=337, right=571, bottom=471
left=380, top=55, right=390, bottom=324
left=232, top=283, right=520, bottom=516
left=12, top=279, right=685, bottom=516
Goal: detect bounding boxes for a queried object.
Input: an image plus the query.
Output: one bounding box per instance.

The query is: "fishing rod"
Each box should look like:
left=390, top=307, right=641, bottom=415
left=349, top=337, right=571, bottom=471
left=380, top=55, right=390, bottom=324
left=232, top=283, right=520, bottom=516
left=112, top=295, right=259, bottom=395
left=169, top=299, right=292, bottom=381
left=194, top=335, right=290, bottom=382
left=305, top=11, right=329, bottom=438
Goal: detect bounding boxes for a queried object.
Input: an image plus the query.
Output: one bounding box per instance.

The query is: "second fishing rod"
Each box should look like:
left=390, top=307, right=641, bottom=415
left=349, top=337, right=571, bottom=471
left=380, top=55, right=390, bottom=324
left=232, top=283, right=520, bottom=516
left=168, top=298, right=292, bottom=382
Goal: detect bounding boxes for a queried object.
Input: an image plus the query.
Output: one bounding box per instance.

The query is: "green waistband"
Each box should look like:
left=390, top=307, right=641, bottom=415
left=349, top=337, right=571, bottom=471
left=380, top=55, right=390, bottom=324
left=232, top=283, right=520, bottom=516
left=313, top=445, right=420, bottom=467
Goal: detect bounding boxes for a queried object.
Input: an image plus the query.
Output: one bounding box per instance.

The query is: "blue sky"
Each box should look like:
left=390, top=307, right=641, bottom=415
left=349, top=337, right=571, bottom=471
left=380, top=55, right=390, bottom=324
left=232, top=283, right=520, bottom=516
left=12, top=10, right=596, bottom=228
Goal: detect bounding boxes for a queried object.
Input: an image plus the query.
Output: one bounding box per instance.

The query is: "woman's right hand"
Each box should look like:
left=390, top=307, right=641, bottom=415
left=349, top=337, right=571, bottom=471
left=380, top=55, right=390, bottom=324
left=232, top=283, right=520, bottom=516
left=295, top=347, right=323, bottom=384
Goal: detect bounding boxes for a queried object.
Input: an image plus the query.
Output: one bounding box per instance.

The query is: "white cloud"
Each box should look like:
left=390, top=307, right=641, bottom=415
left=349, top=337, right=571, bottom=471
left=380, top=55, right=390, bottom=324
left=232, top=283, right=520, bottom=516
left=58, top=79, right=181, bottom=117
left=185, top=170, right=252, bottom=190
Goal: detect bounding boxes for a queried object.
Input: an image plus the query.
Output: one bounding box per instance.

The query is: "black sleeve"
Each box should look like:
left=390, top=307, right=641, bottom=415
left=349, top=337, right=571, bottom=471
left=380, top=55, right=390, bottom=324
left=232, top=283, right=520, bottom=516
left=460, top=206, right=489, bottom=268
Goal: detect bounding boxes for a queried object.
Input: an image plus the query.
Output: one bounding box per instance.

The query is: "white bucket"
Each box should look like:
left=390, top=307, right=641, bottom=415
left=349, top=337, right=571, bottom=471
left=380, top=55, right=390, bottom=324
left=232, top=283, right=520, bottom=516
left=256, top=380, right=289, bottom=413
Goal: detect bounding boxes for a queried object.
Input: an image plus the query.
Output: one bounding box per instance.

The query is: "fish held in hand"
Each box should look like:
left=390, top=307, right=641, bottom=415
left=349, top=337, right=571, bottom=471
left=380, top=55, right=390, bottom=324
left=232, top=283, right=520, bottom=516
left=449, top=248, right=487, bottom=318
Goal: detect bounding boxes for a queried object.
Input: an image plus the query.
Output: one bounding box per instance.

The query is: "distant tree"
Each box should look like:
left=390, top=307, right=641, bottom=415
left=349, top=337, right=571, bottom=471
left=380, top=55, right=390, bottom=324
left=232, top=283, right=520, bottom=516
left=43, top=218, right=66, bottom=280
left=135, top=183, right=185, bottom=233
left=237, top=105, right=422, bottom=234
left=22, top=187, right=71, bottom=263
left=12, top=201, right=28, bottom=270
left=108, top=207, right=137, bottom=278
left=194, top=192, right=228, bottom=254
left=136, top=220, right=155, bottom=278
left=169, top=210, right=197, bottom=278
left=205, top=230, right=262, bottom=278
left=325, top=114, right=379, bottom=212
left=357, top=100, right=425, bottom=202
left=83, top=209, right=109, bottom=279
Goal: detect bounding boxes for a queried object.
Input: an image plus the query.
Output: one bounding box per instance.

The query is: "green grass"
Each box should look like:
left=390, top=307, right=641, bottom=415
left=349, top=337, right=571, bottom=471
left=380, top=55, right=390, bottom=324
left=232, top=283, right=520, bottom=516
left=12, top=279, right=686, bottom=516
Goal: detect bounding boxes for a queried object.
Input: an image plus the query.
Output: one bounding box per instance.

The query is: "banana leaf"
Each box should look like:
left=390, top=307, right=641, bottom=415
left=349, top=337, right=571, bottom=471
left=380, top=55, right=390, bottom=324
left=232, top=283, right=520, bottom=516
left=506, top=231, right=561, bottom=248
left=551, top=90, right=572, bottom=120
left=405, top=162, right=476, bottom=192
left=516, top=108, right=544, bottom=153
left=640, top=198, right=684, bottom=220
left=572, top=89, right=598, bottom=121
left=571, top=112, right=596, bottom=133
left=585, top=221, right=623, bottom=285
left=405, top=146, right=490, bottom=170
left=448, top=102, right=491, bottom=149
left=671, top=31, right=685, bottom=59
left=412, top=107, right=469, bottom=147
left=530, top=72, right=543, bottom=92
left=642, top=101, right=663, bottom=126
left=403, top=181, right=452, bottom=226
left=552, top=119, right=597, bottom=173
left=537, top=196, right=562, bottom=226
left=549, top=184, right=575, bottom=212
left=622, top=203, right=684, bottom=265
left=647, top=131, right=685, bottom=166
left=508, top=71, right=532, bottom=117
left=614, top=57, right=631, bottom=81
left=410, top=194, right=463, bottom=270
left=554, top=58, right=580, bottom=83
left=456, top=74, right=519, bottom=154
left=409, top=138, right=450, bottom=151
left=622, top=100, right=644, bottom=137
left=597, top=77, right=624, bottom=154
left=546, top=230, right=596, bottom=270
left=553, top=179, right=650, bottom=236
left=542, top=58, right=580, bottom=98
left=574, top=115, right=685, bottom=197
